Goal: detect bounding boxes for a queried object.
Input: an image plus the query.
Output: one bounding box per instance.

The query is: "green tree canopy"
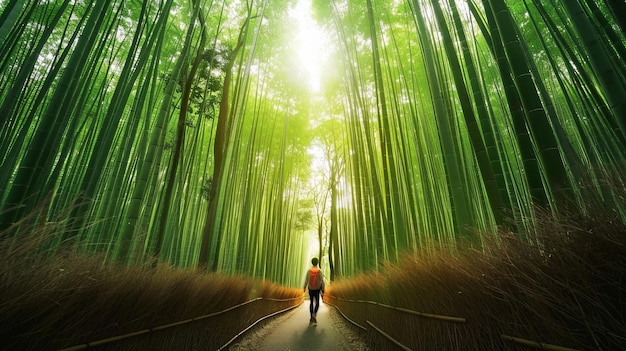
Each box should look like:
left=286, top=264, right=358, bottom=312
left=1, top=0, right=625, bottom=285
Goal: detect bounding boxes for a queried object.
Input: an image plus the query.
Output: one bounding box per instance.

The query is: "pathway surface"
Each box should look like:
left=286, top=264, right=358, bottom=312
left=229, top=297, right=369, bottom=351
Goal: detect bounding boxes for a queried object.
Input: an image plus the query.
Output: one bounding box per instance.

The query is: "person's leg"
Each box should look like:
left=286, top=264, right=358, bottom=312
left=310, top=289, right=320, bottom=322
left=313, top=290, right=320, bottom=316
left=308, top=289, right=316, bottom=321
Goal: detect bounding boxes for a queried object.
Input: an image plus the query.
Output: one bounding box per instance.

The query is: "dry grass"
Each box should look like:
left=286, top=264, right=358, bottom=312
left=327, top=199, right=626, bottom=350
left=0, top=224, right=302, bottom=350
left=3, top=187, right=625, bottom=350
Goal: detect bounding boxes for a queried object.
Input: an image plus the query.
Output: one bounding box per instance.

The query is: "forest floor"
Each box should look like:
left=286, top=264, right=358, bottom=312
left=229, top=297, right=370, bottom=351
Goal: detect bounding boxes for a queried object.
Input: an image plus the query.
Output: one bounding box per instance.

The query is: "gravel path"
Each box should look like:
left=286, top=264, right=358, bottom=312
left=228, top=298, right=369, bottom=351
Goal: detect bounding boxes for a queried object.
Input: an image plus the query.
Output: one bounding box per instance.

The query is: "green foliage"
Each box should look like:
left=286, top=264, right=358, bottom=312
left=0, top=0, right=625, bottom=287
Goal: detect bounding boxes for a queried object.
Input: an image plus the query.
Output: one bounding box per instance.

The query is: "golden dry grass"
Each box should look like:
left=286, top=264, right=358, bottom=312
left=327, top=201, right=626, bottom=350
left=0, top=225, right=301, bottom=351
left=3, top=187, right=625, bottom=350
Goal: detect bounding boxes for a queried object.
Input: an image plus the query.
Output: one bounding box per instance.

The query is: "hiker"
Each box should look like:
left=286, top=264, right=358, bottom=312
left=303, top=257, right=325, bottom=323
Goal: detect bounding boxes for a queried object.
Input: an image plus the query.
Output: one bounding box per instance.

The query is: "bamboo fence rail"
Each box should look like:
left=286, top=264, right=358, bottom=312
left=59, top=296, right=303, bottom=351
left=324, top=293, right=581, bottom=351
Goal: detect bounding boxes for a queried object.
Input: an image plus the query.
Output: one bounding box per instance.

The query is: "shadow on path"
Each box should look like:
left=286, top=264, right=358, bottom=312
left=255, top=298, right=356, bottom=351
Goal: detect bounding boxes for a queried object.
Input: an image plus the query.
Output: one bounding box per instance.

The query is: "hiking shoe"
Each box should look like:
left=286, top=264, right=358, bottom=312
left=309, top=317, right=314, bottom=323
left=312, top=316, right=317, bottom=323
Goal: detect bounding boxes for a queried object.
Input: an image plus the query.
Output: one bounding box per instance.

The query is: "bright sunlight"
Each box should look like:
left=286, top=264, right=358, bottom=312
left=288, top=0, right=332, bottom=92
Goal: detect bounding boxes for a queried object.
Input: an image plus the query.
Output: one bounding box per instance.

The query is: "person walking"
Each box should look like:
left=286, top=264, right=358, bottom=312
left=303, top=257, right=325, bottom=323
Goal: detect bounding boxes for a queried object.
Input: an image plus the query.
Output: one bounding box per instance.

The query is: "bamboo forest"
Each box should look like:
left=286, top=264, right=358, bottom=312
left=1, top=0, right=626, bottom=348
left=2, top=0, right=626, bottom=282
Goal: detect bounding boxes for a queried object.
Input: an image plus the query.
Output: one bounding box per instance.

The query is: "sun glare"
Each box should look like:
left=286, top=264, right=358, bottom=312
left=288, top=0, right=331, bottom=92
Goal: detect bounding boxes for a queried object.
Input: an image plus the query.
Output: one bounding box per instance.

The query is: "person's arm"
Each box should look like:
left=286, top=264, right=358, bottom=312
left=320, top=273, right=325, bottom=300
left=303, top=272, right=308, bottom=291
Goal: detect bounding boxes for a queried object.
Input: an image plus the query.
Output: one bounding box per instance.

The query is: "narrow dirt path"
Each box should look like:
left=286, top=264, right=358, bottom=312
left=228, top=298, right=369, bottom=350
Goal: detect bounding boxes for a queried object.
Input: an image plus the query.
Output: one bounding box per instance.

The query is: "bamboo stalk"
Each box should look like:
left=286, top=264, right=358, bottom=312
left=396, top=306, right=466, bottom=323
left=216, top=300, right=303, bottom=350
left=60, top=329, right=151, bottom=351
left=367, top=320, right=413, bottom=351
left=501, top=334, right=580, bottom=351
left=323, top=298, right=368, bottom=330
left=324, top=294, right=466, bottom=323
left=374, top=302, right=466, bottom=323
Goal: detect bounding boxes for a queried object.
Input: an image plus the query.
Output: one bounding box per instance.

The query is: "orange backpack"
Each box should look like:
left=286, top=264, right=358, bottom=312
left=308, top=267, right=322, bottom=290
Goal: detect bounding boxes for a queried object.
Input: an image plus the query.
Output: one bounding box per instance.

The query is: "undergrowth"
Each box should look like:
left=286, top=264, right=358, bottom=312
left=327, top=197, right=626, bottom=350
left=2, top=186, right=625, bottom=350
left=0, top=223, right=302, bottom=351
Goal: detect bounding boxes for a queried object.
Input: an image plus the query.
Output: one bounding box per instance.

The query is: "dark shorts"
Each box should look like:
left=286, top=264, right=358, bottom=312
left=308, top=288, right=321, bottom=298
